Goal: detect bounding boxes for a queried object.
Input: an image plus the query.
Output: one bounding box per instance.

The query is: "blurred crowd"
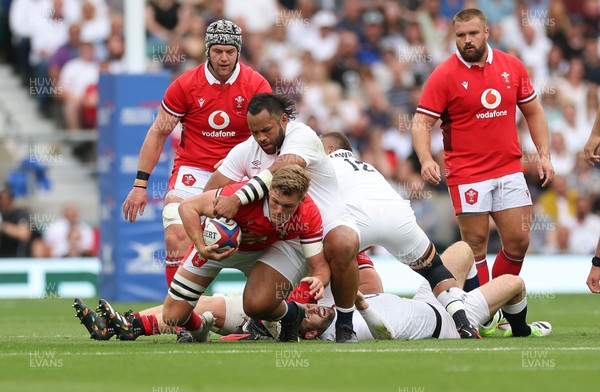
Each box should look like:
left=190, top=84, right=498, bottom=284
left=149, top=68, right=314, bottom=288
left=1, top=0, right=599, bottom=255
left=0, top=184, right=97, bottom=258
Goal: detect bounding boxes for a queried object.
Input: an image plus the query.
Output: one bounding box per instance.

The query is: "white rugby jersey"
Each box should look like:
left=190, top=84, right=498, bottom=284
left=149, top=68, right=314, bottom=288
left=319, top=293, right=457, bottom=341
left=326, top=150, right=401, bottom=203
left=218, top=121, right=347, bottom=226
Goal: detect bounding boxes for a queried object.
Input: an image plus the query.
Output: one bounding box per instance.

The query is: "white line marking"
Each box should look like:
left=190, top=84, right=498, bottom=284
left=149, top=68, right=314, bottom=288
left=2, top=346, right=599, bottom=357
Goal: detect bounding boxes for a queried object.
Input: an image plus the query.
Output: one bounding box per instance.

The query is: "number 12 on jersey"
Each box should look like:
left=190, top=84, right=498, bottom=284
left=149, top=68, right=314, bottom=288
left=344, top=158, right=375, bottom=172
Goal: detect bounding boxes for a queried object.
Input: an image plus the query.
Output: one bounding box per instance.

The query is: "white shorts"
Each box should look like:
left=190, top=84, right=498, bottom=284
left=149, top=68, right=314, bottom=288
left=322, top=210, right=360, bottom=240
left=166, top=165, right=213, bottom=199
left=448, top=172, right=532, bottom=215
left=181, top=240, right=308, bottom=285
left=414, top=280, right=490, bottom=338
left=346, top=199, right=430, bottom=266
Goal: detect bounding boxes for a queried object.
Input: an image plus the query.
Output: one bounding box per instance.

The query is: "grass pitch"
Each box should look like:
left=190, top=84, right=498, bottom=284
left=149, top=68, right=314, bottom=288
left=0, top=294, right=598, bottom=392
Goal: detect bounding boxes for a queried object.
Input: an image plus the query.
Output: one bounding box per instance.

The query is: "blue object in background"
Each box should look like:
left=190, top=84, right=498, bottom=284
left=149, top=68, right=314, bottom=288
left=97, top=72, right=171, bottom=302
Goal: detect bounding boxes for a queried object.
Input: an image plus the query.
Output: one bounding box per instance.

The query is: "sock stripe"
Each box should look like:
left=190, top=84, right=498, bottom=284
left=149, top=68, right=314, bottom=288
left=501, top=248, right=523, bottom=263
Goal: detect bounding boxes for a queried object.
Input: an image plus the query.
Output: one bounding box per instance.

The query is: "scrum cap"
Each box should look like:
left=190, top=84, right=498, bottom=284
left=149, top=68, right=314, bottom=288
left=205, top=19, right=242, bottom=58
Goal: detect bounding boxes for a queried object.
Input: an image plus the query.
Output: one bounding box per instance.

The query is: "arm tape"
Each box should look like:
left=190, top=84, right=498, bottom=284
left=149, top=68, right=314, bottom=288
left=234, top=169, right=273, bottom=205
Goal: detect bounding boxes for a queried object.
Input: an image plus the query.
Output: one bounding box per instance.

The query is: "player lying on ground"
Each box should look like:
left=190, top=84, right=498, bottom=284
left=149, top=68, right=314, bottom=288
left=73, top=251, right=381, bottom=341
left=299, top=241, right=551, bottom=341
left=74, top=241, right=551, bottom=342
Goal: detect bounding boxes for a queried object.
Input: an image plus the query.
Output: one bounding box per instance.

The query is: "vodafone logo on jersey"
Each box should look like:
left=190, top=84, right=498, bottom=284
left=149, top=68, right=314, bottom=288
left=476, top=88, right=508, bottom=119
left=481, top=89, right=501, bottom=109
left=208, top=110, right=231, bottom=130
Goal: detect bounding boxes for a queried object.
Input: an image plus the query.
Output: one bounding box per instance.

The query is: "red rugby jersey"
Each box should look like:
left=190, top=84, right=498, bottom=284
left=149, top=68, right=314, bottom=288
left=217, top=182, right=324, bottom=253
left=162, top=62, right=271, bottom=171
left=417, top=47, right=535, bottom=185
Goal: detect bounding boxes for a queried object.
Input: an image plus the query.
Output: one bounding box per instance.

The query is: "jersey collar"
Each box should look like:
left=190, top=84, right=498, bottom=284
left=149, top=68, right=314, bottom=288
left=204, top=61, right=241, bottom=85
left=263, top=197, right=271, bottom=221
left=455, top=44, right=493, bottom=68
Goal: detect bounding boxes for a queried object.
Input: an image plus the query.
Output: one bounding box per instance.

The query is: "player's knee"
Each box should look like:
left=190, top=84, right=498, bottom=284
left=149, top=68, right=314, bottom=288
left=454, top=241, right=474, bottom=260
left=463, top=232, right=488, bottom=254
left=507, top=234, right=530, bottom=255
left=324, top=231, right=359, bottom=268
left=242, top=296, right=273, bottom=320
left=413, top=252, right=455, bottom=290
left=164, top=225, right=189, bottom=252
left=497, top=274, right=525, bottom=297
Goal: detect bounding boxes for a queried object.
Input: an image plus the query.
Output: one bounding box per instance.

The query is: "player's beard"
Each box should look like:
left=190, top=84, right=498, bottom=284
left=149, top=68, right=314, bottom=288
left=458, top=41, right=487, bottom=62
left=274, top=123, right=286, bottom=153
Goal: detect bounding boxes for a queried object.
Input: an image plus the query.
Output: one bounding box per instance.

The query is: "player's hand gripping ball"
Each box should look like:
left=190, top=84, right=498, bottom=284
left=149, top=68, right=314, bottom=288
left=203, top=217, right=242, bottom=252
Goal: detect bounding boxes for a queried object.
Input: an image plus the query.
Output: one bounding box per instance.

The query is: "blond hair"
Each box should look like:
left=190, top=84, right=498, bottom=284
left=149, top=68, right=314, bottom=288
left=453, top=8, right=487, bottom=27
left=271, top=165, right=310, bottom=198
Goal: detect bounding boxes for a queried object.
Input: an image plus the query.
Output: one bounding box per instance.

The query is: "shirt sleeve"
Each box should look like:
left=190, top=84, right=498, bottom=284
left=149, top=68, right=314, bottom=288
left=255, top=76, right=273, bottom=94
left=279, top=124, right=324, bottom=167
left=299, top=201, right=324, bottom=246
left=218, top=139, right=253, bottom=181
left=516, top=59, right=537, bottom=105
left=161, top=78, right=187, bottom=117
left=416, top=67, right=448, bottom=119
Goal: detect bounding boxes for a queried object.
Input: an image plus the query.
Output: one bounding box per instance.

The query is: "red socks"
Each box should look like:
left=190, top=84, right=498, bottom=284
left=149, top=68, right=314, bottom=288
left=165, top=257, right=182, bottom=286
left=139, top=314, right=159, bottom=336
left=182, top=312, right=202, bottom=331
left=475, top=256, right=490, bottom=285
left=492, top=248, right=524, bottom=278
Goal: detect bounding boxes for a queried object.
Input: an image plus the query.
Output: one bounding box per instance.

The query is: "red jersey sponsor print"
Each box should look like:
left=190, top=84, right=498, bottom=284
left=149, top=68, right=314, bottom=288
left=417, top=47, right=534, bottom=185
left=216, top=182, right=324, bottom=252
left=161, top=62, right=271, bottom=172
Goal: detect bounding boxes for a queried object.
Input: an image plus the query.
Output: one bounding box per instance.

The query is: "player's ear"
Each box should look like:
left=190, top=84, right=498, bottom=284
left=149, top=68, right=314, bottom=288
left=304, top=330, right=318, bottom=340
left=280, top=112, right=288, bottom=125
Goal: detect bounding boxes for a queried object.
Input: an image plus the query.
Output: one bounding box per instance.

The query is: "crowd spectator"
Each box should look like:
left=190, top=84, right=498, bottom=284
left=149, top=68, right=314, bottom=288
left=2, top=0, right=599, bottom=254
left=0, top=185, right=31, bottom=258
left=42, top=203, right=95, bottom=257
left=58, top=41, right=99, bottom=130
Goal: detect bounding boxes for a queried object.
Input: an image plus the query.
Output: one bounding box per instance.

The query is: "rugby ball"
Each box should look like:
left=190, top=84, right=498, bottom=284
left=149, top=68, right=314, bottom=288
left=203, top=217, right=242, bottom=252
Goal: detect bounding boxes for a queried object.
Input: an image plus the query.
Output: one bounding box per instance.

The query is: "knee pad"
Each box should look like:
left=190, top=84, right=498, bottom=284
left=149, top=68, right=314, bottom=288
left=168, top=272, right=205, bottom=307
left=162, top=202, right=182, bottom=229
left=413, top=251, right=454, bottom=290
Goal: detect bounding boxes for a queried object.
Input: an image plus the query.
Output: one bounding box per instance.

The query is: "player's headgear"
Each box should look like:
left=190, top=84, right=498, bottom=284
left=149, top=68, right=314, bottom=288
left=205, top=19, right=242, bottom=59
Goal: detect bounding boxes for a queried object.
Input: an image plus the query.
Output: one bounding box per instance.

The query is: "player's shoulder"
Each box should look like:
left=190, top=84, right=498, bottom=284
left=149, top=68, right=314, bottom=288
left=432, top=55, right=462, bottom=76
left=491, top=48, right=528, bottom=71
left=238, top=63, right=270, bottom=85
left=491, top=48, right=519, bottom=63
left=297, top=193, right=319, bottom=214
left=172, top=64, right=204, bottom=85
left=294, top=194, right=321, bottom=225
left=422, top=56, right=458, bottom=89
left=286, top=121, right=318, bottom=138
